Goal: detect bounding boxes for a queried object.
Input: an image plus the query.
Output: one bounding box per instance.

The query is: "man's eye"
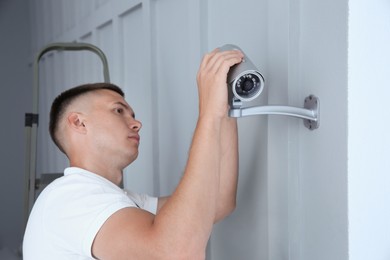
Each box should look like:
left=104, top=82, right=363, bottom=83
left=116, top=108, right=124, bottom=114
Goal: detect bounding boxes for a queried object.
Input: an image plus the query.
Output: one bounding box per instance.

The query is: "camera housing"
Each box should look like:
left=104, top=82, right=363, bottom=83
left=220, top=44, right=319, bottom=130
left=220, top=44, right=265, bottom=108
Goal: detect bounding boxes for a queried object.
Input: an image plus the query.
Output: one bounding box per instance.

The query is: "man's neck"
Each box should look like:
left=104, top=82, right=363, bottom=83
left=69, top=159, right=124, bottom=186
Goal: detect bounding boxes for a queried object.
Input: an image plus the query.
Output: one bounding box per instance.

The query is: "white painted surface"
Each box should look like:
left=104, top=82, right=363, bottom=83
left=206, top=1, right=270, bottom=259
left=348, top=0, right=390, bottom=259
left=297, top=1, right=349, bottom=259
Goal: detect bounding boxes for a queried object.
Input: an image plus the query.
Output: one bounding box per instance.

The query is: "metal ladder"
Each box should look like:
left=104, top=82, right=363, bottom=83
left=24, top=42, right=110, bottom=226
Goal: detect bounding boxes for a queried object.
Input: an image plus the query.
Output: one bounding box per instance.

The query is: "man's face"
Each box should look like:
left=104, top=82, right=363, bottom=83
left=83, top=89, right=142, bottom=167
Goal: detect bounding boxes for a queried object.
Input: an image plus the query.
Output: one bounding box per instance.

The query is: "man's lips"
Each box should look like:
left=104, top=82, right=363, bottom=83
left=128, top=135, right=140, bottom=143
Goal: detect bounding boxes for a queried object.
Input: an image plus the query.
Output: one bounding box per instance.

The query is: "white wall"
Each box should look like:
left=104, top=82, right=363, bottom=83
left=205, top=1, right=269, bottom=259
left=0, top=0, right=32, bottom=254
left=348, top=0, right=390, bottom=259
left=298, top=0, right=349, bottom=259
left=208, top=0, right=350, bottom=259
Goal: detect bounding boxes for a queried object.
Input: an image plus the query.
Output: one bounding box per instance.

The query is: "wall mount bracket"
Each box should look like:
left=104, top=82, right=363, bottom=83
left=229, top=95, right=320, bottom=130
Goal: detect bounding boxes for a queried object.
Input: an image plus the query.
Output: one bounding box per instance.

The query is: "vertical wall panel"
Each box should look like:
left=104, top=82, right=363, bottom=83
left=153, top=0, right=197, bottom=195
left=62, top=53, right=75, bottom=88
left=96, top=0, right=110, bottom=9
left=142, top=0, right=161, bottom=196
left=41, top=0, right=52, bottom=44
left=79, top=32, right=104, bottom=84
left=286, top=1, right=304, bottom=260
left=61, top=1, right=71, bottom=33
left=266, top=0, right=290, bottom=259
left=68, top=0, right=77, bottom=31
left=96, top=19, right=115, bottom=83
left=34, top=0, right=44, bottom=51
left=120, top=5, right=156, bottom=195
left=79, top=32, right=93, bottom=84
left=78, top=0, right=95, bottom=22
left=75, top=50, right=104, bottom=84
left=206, top=0, right=269, bottom=259
left=51, top=0, right=63, bottom=40
left=96, top=20, right=115, bottom=79
left=299, top=0, right=348, bottom=259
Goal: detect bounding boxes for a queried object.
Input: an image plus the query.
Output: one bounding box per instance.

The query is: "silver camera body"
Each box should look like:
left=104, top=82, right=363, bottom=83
left=220, top=44, right=265, bottom=108
left=220, top=44, right=320, bottom=130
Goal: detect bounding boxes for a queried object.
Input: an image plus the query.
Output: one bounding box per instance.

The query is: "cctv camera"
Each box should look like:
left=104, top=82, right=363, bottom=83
left=220, top=44, right=265, bottom=107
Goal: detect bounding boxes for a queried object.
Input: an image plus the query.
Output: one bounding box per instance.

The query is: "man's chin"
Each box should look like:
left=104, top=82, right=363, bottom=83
left=126, top=152, right=139, bottom=165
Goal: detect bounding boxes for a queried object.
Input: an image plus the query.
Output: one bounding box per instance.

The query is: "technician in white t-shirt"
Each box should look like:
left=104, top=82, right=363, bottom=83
left=23, top=48, right=242, bottom=259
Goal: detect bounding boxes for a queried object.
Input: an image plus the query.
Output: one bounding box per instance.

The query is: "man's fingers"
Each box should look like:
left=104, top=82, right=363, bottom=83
left=197, top=49, right=244, bottom=90
left=199, top=48, right=219, bottom=71
left=205, top=50, right=243, bottom=75
left=214, top=54, right=243, bottom=77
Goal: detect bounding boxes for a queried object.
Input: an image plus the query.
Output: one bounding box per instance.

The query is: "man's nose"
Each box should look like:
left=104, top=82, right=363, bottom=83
left=129, top=118, right=142, bottom=131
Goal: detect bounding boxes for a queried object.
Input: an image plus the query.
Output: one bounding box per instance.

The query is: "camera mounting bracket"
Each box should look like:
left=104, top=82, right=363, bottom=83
left=229, top=95, right=320, bottom=130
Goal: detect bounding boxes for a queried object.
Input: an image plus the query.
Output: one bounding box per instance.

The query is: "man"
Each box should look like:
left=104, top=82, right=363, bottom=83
left=23, top=48, right=243, bottom=259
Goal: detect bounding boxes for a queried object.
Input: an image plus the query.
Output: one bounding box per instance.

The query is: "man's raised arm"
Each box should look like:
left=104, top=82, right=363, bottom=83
left=92, top=49, right=243, bottom=260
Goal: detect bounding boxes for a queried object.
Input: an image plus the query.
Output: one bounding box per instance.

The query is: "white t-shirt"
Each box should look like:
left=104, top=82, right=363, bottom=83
left=23, top=167, right=158, bottom=260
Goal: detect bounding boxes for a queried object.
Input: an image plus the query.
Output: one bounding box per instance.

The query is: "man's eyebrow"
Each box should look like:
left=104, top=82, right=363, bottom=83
left=114, top=101, right=135, bottom=118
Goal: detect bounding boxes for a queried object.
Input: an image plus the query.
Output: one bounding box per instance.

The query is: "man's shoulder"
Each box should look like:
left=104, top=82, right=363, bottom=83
left=24, top=169, right=134, bottom=260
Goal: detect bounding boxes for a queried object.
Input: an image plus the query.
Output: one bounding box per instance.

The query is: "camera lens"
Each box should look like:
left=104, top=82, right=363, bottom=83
left=235, top=73, right=261, bottom=99
left=231, top=70, right=264, bottom=102
left=243, top=79, right=254, bottom=91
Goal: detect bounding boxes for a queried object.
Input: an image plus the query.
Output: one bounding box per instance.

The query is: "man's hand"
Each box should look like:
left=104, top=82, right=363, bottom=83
left=196, top=48, right=244, bottom=119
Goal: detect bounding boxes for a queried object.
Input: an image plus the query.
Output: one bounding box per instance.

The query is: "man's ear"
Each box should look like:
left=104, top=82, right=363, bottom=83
left=67, top=112, right=87, bottom=134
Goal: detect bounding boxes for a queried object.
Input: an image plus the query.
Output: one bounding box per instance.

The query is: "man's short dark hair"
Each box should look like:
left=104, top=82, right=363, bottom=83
left=49, top=82, right=125, bottom=153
